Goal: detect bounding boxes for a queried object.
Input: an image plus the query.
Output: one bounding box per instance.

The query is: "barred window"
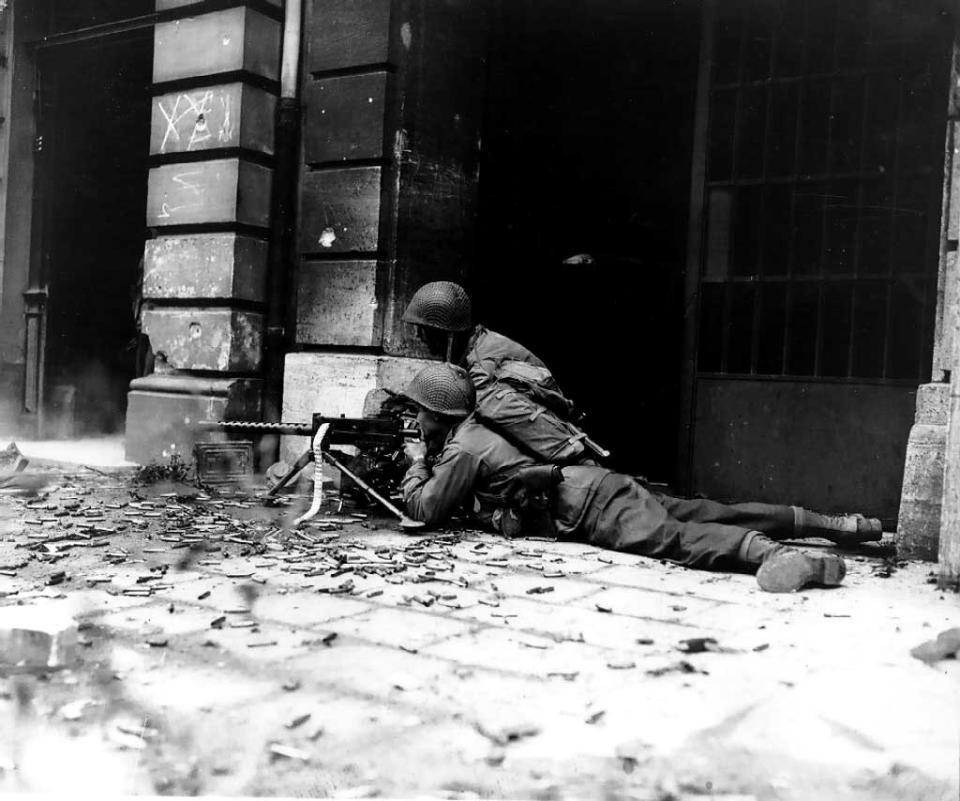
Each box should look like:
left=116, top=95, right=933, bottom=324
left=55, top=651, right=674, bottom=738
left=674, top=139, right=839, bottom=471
left=697, top=0, right=951, bottom=381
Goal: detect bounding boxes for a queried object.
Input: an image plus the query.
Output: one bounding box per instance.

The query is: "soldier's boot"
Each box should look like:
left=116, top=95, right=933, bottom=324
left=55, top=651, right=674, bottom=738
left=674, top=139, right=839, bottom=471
left=792, top=506, right=883, bottom=544
left=739, top=531, right=846, bottom=593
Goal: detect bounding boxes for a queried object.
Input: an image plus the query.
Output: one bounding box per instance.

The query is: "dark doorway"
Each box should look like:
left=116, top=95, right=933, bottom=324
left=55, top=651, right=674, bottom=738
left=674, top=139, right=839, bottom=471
left=475, top=0, right=702, bottom=481
left=33, top=28, right=153, bottom=436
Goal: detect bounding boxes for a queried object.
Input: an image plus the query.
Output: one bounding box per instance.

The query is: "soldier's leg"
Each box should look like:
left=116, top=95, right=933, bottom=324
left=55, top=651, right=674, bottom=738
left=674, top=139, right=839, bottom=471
left=653, top=494, right=795, bottom=538
left=654, top=493, right=881, bottom=545
left=581, top=475, right=845, bottom=591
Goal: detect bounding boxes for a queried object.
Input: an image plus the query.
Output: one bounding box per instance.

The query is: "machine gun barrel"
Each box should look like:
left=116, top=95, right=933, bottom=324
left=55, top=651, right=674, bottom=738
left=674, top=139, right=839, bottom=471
left=199, top=417, right=420, bottom=444
left=198, top=420, right=313, bottom=436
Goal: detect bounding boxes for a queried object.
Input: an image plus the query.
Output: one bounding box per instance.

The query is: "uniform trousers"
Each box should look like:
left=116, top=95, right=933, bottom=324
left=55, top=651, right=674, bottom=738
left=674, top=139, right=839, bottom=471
left=578, top=474, right=795, bottom=571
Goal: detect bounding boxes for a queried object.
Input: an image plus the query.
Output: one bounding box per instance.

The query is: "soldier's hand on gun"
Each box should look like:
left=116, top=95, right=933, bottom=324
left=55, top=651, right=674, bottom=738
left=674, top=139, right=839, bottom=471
left=404, top=440, right=427, bottom=465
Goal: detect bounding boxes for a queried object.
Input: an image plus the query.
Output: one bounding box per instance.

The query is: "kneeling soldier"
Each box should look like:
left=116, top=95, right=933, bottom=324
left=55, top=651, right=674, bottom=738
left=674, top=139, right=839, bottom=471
left=401, top=362, right=856, bottom=593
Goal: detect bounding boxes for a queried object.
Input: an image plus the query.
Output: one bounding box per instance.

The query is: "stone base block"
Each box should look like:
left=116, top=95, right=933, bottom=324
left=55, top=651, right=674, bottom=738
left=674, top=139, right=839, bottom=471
left=897, top=383, right=950, bottom=561
left=124, top=375, right=261, bottom=465
left=146, top=158, right=272, bottom=229
left=153, top=7, right=280, bottom=84
left=150, top=82, right=276, bottom=157
left=144, top=233, right=268, bottom=303
left=913, top=382, right=950, bottom=425
left=141, top=307, right=263, bottom=372
left=280, top=352, right=433, bottom=462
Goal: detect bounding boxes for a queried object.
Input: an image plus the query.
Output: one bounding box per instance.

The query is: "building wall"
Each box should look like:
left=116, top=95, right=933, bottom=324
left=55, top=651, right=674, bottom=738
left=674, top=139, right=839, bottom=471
left=126, top=2, right=282, bottom=462
left=898, top=33, right=960, bottom=564
left=0, top=1, right=34, bottom=434
left=280, top=0, right=487, bottom=459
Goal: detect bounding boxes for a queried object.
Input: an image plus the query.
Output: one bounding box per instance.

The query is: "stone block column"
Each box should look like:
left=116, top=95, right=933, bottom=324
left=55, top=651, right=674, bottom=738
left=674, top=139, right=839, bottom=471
left=897, top=36, right=960, bottom=561
left=126, top=2, right=282, bottom=463
left=280, top=0, right=487, bottom=458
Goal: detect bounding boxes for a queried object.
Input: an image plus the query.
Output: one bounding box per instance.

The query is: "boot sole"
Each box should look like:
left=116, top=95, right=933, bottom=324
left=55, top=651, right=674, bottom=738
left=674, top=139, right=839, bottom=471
left=757, top=550, right=846, bottom=593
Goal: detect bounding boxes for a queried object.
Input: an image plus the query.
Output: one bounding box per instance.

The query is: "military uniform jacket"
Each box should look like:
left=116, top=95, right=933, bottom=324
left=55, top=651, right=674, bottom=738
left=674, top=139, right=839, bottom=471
left=462, top=325, right=550, bottom=390
left=401, top=416, right=609, bottom=535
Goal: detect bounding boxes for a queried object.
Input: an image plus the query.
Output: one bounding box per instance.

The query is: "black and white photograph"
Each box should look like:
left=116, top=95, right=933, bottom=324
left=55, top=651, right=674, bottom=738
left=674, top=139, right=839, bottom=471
left=0, top=0, right=957, bottom=798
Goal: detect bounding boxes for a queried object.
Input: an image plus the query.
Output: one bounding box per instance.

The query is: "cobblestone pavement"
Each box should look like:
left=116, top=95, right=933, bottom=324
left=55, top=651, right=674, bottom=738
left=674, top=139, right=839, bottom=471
left=0, top=467, right=957, bottom=800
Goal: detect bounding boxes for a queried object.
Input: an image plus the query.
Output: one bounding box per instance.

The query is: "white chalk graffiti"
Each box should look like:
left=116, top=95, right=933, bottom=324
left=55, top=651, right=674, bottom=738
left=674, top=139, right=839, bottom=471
left=158, top=90, right=238, bottom=153
left=158, top=91, right=213, bottom=153
left=172, top=170, right=203, bottom=195
left=218, top=94, right=234, bottom=143
left=156, top=170, right=205, bottom=219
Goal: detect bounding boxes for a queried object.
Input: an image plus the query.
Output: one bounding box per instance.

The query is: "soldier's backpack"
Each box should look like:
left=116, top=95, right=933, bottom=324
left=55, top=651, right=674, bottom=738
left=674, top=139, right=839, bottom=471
left=472, top=359, right=606, bottom=464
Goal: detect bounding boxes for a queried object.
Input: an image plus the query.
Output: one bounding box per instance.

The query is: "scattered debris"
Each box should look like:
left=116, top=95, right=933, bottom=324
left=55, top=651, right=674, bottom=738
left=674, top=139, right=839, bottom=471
left=59, top=698, right=96, bottom=721
left=676, top=638, right=718, bottom=654
left=911, top=627, right=960, bottom=664
left=474, top=721, right=541, bottom=747
left=108, top=725, right=148, bottom=751
left=645, top=660, right=708, bottom=678
left=133, top=456, right=191, bottom=485
left=268, top=743, right=311, bottom=761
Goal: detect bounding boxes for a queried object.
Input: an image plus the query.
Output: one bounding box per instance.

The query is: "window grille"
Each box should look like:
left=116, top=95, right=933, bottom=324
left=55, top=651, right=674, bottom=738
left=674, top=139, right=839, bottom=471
left=697, top=0, right=952, bottom=382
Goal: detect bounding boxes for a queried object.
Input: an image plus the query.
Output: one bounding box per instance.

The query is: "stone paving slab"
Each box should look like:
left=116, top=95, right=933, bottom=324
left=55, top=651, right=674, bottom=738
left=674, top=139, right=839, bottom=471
left=423, top=626, right=609, bottom=677
left=450, top=595, right=719, bottom=652
left=174, top=620, right=323, bottom=664
left=482, top=572, right=605, bottom=603
left=351, top=579, right=486, bottom=611
left=148, top=573, right=246, bottom=605
left=569, top=583, right=725, bottom=621
left=285, top=641, right=454, bottom=700
left=97, top=601, right=215, bottom=637
left=580, top=561, right=743, bottom=595
left=322, top=605, right=480, bottom=650
left=123, top=661, right=281, bottom=714
left=248, top=591, right=373, bottom=625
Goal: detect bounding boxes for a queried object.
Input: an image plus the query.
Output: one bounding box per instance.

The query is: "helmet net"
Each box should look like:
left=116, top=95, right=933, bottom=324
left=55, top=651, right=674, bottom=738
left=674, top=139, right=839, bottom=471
left=405, top=363, right=476, bottom=416
left=402, top=281, right=472, bottom=332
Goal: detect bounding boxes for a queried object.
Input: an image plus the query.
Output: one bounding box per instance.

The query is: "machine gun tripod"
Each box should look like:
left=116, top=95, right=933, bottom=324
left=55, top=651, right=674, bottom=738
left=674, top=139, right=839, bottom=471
left=198, top=414, right=424, bottom=529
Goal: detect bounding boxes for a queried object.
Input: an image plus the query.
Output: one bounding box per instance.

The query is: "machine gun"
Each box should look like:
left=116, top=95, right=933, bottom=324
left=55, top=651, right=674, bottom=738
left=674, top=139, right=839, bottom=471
left=198, top=412, right=423, bottom=526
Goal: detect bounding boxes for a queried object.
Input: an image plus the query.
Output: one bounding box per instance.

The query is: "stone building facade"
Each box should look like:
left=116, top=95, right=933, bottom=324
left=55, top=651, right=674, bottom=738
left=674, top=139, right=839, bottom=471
left=0, top=1, right=957, bottom=581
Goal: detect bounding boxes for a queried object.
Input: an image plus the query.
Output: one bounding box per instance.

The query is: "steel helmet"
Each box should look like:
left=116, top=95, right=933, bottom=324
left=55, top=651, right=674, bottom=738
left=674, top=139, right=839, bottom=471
left=404, top=363, right=476, bottom=417
left=402, top=281, right=473, bottom=332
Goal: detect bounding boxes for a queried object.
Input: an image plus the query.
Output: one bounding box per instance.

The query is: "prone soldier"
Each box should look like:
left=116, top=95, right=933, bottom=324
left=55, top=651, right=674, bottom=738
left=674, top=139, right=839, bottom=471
left=401, top=280, right=882, bottom=546
left=400, top=362, right=881, bottom=593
